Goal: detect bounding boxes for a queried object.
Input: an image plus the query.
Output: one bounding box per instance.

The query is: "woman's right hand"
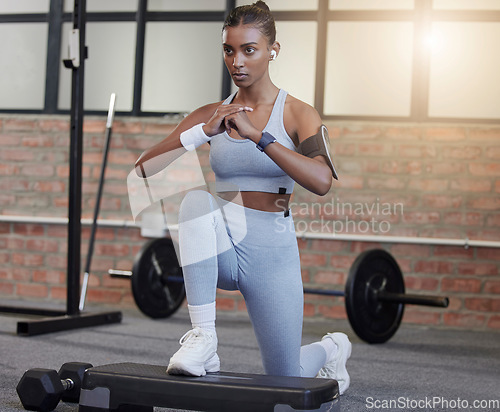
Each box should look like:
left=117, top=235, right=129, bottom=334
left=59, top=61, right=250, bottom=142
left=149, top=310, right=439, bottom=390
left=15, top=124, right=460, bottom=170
left=202, top=103, right=253, bottom=137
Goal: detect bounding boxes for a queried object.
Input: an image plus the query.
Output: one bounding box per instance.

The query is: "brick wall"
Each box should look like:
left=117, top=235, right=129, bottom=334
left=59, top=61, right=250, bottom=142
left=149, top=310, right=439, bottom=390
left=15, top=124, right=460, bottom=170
left=1, top=114, right=499, bottom=331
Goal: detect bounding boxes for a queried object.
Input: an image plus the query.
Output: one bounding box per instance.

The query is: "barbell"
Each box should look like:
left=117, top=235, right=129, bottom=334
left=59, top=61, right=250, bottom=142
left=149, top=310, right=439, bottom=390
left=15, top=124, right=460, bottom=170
left=110, top=238, right=449, bottom=344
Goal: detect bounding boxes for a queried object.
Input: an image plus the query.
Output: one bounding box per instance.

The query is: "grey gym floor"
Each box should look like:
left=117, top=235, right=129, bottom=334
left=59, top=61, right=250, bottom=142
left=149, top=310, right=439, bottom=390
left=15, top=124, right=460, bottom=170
left=0, top=302, right=499, bottom=412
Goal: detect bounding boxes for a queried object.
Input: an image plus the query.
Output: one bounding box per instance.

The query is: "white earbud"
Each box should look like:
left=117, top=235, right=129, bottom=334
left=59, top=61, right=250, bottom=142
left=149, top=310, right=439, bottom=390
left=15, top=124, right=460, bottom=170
left=270, top=50, right=277, bottom=60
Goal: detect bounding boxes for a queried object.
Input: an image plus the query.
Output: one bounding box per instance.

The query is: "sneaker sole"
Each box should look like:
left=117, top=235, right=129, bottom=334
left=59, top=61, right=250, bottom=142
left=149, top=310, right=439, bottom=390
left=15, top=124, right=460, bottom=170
left=167, top=353, right=220, bottom=377
left=333, top=333, right=352, bottom=395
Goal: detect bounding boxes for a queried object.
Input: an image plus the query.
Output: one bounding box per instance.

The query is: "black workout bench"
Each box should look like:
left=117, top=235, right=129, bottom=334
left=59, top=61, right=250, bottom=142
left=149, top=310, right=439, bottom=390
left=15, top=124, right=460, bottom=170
left=78, top=363, right=339, bottom=412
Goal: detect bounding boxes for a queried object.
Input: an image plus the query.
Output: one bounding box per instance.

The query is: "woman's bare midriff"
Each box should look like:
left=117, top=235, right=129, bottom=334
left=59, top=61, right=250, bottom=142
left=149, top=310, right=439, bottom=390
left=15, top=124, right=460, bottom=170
left=217, top=191, right=290, bottom=212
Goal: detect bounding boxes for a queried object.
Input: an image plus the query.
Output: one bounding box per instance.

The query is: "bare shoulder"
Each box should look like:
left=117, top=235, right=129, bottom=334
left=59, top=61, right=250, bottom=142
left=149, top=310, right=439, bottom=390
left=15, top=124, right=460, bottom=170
left=284, top=94, right=322, bottom=144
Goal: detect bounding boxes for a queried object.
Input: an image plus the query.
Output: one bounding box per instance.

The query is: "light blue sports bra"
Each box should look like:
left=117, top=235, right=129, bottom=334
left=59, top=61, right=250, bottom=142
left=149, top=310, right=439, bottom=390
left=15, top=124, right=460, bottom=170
left=209, top=89, right=296, bottom=194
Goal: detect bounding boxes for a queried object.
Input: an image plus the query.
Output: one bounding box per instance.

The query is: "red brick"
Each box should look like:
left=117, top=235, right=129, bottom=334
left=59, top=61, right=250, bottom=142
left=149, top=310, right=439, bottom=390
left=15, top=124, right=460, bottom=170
left=433, top=246, right=474, bottom=259
left=26, top=239, right=59, bottom=253
left=0, top=164, right=20, bottom=176
left=0, top=135, right=22, bottom=146
left=33, top=270, right=65, bottom=284
left=390, top=244, right=431, bottom=258
left=402, top=308, right=440, bottom=325
left=50, top=286, right=67, bottom=300
left=381, top=160, right=422, bottom=175
left=483, top=280, right=500, bottom=294
left=237, top=299, right=247, bottom=311
left=426, top=162, right=466, bottom=175
left=405, top=276, right=439, bottom=291
left=469, top=163, right=500, bottom=176
left=216, top=297, right=236, bottom=311
left=447, top=297, right=463, bottom=311
left=12, top=253, right=44, bottom=267
left=334, top=143, right=356, bottom=156
left=465, top=298, right=500, bottom=312
left=342, top=126, right=381, bottom=139
left=0, top=281, right=14, bottom=295
left=450, top=179, right=491, bottom=192
left=17, top=283, right=48, bottom=298
left=143, top=122, right=177, bottom=135
left=301, top=269, right=311, bottom=283
left=330, top=255, right=356, bottom=270
left=32, top=181, right=65, bottom=192
left=366, top=177, right=406, bottom=190
left=443, top=146, right=481, bottom=160
left=485, top=146, right=500, bottom=159
left=399, top=145, right=437, bottom=158
left=476, top=248, right=500, bottom=261
left=3, top=118, right=37, bottom=132
left=486, top=214, right=500, bottom=227
left=467, top=197, right=500, bottom=210
left=83, top=119, right=106, bottom=133
left=45, top=255, right=67, bottom=269
left=469, top=128, right=500, bottom=141
left=385, top=127, right=421, bottom=140
left=423, top=127, right=466, bottom=142
left=125, top=135, right=161, bottom=150
left=313, top=271, right=346, bottom=286
left=101, top=276, right=129, bottom=288
left=113, top=120, right=143, bottom=135
left=421, top=195, right=462, bottom=208
left=318, top=304, right=346, bottom=319
left=441, top=277, right=481, bottom=293
left=303, top=303, right=316, bottom=317
left=39, top=119, right=70, bottom=132
left=413, top=260, right=453, bottom=274
left=487, top=315, right=500, bottom=329
left=300, top=253, right=327, bottom=267
left=408, top=179, right=448, bottom=192
left=0, top=149, right=35, bottom=161
left=86, top=289, right=122, bottom=304
left=22, top=136, right=55, bottom=148
left=496, top=180, right=500, bottom=193
left=337, top=176, right=364, bottom=189
left=457, top=262, right=498, bottom=276
left=0, top=179, right=30, bottom=192
left=94, top=243, right=130, bottom=257
left=310, top=239, right=347, bottom=253
left=358, top=143, right=390, bottom=156
left=443, top=313, right=486, bottom=328
left=11, top=268, right=32, bottom=281
left=109, top=151, right=139, bottom=166
left=84, top=258, right=115, bottom=272
left=47, top=225, right=68, bottom=238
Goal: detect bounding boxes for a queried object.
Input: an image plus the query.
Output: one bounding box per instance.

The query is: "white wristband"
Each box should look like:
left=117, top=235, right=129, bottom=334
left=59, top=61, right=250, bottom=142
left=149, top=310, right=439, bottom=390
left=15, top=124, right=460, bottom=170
left=180, top=123, right=211, bottom=151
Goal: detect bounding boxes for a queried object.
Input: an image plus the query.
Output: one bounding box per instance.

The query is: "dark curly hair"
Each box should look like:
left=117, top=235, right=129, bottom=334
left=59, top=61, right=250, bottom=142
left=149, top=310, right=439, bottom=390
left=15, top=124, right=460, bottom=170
left=222, top=1, right=276, bottom=45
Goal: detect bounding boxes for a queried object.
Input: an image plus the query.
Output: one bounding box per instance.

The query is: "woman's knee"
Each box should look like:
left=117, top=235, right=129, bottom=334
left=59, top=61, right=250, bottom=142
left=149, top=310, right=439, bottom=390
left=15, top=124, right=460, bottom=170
left=178, top=190, right=217, bottom=223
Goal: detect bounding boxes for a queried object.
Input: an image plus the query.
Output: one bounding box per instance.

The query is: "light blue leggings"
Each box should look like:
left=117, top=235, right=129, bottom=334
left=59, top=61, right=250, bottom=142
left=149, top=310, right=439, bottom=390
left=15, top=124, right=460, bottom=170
left=178, top=190, right=327, bottom=377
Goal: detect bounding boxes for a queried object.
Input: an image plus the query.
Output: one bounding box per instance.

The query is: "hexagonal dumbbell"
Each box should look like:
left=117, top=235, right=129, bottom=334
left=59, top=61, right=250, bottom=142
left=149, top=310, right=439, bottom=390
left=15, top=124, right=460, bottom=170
left=16, top=362, right=93, bottom=411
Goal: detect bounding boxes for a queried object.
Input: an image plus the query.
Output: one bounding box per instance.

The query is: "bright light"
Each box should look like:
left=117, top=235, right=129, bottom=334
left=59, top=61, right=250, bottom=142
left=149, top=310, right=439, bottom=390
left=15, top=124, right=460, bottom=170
left=424, top=28, right=445, bottom=54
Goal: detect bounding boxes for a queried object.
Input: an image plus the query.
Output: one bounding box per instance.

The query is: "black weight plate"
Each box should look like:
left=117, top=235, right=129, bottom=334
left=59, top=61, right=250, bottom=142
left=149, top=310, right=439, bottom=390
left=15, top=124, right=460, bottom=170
left=345, top=249, right=405, bottom=344
left=132, top=238, right=185, bottom=319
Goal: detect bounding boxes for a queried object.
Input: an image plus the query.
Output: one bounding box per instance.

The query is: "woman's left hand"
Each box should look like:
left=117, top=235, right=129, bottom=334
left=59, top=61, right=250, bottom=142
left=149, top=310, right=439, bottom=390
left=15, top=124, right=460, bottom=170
left=224, top=109, right=262, bottom=143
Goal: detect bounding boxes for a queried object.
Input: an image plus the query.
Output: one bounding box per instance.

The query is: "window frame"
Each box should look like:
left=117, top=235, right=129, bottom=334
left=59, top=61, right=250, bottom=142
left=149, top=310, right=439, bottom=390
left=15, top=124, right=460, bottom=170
left=0, top=0, right=499, bottom=123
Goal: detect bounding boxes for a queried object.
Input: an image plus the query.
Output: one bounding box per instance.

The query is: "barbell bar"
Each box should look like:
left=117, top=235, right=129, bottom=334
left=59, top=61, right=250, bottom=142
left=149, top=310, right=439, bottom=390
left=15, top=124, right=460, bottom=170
left=109, top=239, right=449, bottom=343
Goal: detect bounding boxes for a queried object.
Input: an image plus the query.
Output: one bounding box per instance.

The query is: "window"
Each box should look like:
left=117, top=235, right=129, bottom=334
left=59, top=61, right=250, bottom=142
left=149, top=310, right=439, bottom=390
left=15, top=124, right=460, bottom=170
left=0, top=0, right=498, bottom=122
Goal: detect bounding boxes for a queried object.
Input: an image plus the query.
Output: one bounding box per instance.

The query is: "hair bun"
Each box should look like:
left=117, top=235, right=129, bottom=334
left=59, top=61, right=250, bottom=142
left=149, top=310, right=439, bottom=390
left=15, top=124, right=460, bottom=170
left=253, top=0, right=270, bottom=12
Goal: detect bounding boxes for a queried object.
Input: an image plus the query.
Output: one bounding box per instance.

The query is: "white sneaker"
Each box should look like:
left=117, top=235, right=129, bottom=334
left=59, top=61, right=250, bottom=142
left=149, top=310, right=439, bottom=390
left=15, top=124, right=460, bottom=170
left=317, top=332, right=352, bottom=395
left=167, top=327, right=220, bottom=376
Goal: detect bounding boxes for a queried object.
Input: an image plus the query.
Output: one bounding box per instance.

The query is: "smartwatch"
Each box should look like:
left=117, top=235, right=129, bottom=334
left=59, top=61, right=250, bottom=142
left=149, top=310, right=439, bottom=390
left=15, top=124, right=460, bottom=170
left=256, top=132, right=277, bottom=152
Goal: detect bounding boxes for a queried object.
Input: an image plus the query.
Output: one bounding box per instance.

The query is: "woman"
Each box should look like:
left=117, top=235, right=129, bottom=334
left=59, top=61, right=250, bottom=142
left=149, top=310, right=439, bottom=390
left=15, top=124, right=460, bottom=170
left=135, top=1, right=352, bottom=395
